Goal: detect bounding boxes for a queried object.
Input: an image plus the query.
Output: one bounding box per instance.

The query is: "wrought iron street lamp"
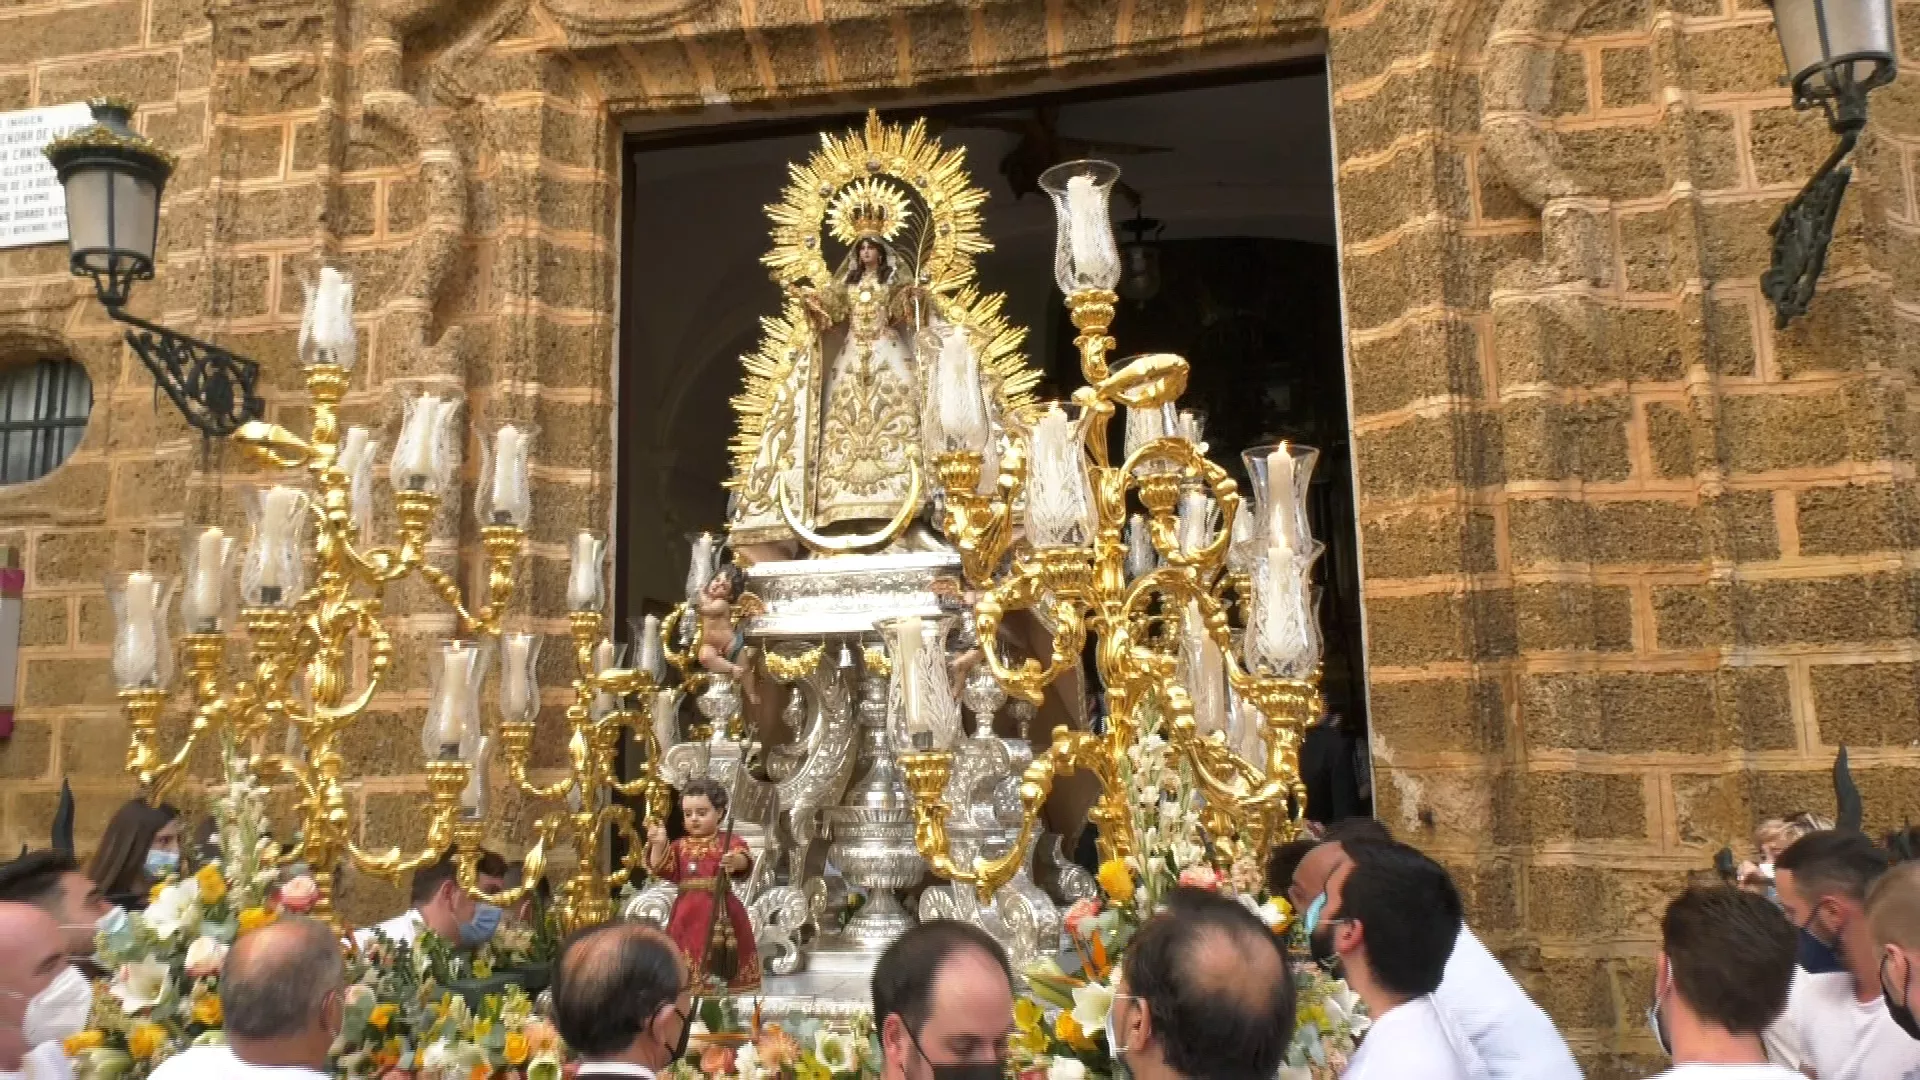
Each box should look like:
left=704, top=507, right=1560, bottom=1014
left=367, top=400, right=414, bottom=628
left=1762, top=0, right=1897, bottom=327
left=45, top=100, right=263, bottom=437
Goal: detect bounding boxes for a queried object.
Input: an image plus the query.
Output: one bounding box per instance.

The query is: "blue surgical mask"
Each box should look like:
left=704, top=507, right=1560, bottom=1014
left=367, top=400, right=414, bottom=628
left=459, top=903, right=503, bottom=946
left=144, top=849, right=179, bottom=879
left=1302, top=891, right=1328, bottom=936
left=1796, top=907, right=1845, bottom=974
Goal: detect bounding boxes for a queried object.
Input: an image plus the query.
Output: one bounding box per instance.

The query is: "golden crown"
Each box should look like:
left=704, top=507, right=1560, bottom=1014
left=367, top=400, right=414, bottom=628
left=826, top=178, right=913, bottom=245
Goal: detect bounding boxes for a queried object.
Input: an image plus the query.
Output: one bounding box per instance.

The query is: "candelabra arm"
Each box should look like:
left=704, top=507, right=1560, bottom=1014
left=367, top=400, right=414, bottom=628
left=603, top=806, right=646, bottom=889
left=452, top=820, right=548, bottom=906
left=344, top=759, right=470, bottom=877
left=232, top=421, right=312, bottom=470
left=415, top=561, right=487, bottom=634
left=976, top=564, right=1089, bottom=706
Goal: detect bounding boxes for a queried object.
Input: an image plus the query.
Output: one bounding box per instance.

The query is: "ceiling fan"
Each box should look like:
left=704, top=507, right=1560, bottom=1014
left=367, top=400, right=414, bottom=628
left=940, top=105, right=1171, bottom=200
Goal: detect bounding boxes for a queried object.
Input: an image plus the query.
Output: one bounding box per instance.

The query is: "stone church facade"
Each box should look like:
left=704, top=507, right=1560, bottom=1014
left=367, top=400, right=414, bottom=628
left=0, top=0, right=1915, bottom=1071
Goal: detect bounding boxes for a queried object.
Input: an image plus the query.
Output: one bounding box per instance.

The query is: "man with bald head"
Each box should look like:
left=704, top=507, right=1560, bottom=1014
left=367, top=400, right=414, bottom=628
left=0, top=902, right=74, bottom=1080
left=1292, top=821, right=1578, bottom=1080
left=552, top=922, right=694, bottom=1078
left=873, top=919, right=1016, bottom=1080
left=1106, top=887, right=1295, bottom=1080
left=149, top=916, right=344, bottom=1080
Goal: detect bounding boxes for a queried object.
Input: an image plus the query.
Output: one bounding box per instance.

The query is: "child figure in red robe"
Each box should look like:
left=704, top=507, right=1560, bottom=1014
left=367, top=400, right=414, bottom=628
left=644, top=775, right=761, bottom=990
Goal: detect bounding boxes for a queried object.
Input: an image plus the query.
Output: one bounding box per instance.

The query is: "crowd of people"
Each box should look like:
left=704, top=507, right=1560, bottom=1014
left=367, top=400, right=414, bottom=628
left=4, top=793, right=1920, bottom=1080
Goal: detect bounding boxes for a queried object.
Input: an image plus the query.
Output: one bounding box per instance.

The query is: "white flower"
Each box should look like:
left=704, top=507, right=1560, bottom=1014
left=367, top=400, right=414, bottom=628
left=109, top=960, right=171, bottom=1013
left=815, top=1030, right=857, bottom=1072
left=183, top=936, right=228, bottom=978
left=1069, top=981, right=1114, bottom=1033
left=144, top=879, right=201, bottom=941
left=1256, top=899, right=1288, bottom=930
left=420, top=1040, right=451, bottom=1070
left=735, top=1041, right=761, bottom=1080
left=1047, top=1057, right=1086, bottom=1080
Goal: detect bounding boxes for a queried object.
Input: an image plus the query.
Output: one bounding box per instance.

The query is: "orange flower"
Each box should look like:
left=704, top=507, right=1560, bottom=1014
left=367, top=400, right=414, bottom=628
left=62, top=1030, right=104, bottom=1055
left=468, top=1064, right=491, bottom=1080
left=503, top=1031, right=530, bottom=1066
left=127, top=1022, right=168, bottom=1060
left=192, top=993, right=223, bottom=1027
left=700, top=1045, right=737, bottom=1075
left=369, top=1004, right=397, bottom=1031
left=1055, top=1011, right=1092, bottom=1049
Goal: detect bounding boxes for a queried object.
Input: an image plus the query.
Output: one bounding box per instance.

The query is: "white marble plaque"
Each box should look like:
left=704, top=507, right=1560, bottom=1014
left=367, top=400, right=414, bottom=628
left=0, top=103, right=94, bottom=249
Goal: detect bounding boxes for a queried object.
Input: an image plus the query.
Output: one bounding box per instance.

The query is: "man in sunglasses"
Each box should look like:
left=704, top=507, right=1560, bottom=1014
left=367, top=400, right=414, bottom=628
left=873, top=920, right=1015, bottom=1080
left=552, top=922, right=695, bottom=1080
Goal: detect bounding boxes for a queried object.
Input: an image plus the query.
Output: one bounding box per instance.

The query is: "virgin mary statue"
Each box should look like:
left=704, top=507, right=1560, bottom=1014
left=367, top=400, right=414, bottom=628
left=793, top=211, right=926, bottom=532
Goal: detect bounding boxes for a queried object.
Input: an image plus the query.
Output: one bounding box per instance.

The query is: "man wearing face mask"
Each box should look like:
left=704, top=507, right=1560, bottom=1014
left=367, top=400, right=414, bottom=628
left=1764, top=829, right=1920, bottom=1079
left=1867, top=860, right=1920, bottom=1049
left=1643, top=886, right=1801, bottom=1080
left=551, top=922, right=695, bottom=1079
left=1312, top=840, right=1482, bottom=1080
left=872, top=920, right=1015, bottom=1080
left=1289, top=821, right=1577, bottom=1080
left=353, top=849, right=506, bottom=950
left=0, top=851, right=114, bottom=1055
left=1105, top=887, right=1295, bottom=1080
left=0, top=902, right=74, bottom=1080
left=147, top=917, right=344, bottom=1080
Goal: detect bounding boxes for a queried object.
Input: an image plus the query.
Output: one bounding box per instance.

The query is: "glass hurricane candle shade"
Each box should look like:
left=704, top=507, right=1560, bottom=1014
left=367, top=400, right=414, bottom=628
left=1038, top=160, right=1123, bottom=296
left=108, top=571, right=173, bottom=690
left=390, top=392, right=461, bottom=495
left=685, top=532, right=721, bottom=602
left=181, top=525, right=237, bottom=634
left=1024, top=404, right=1095, bottom=549
left=241, top=486, right=310, bottom=609
left=567, top=531, right=607, bottom=613
left=628, top=615, right=665, bottom=681
left=590, top=640, right=630, bottom=721
left=878, top=615, right=960, bottom=752
left=423, top=640, right=488, bottom=760
left=336, top=427, right=379, bottom=539
left=498, top=632, right=543, bottom=726
left=931, top=323, right=990, bottom=456
left=297, top=265, right=357, bottom=371
left=476, top=422, right=535, bottom=528
left=1123, top=402, right=1179, bottom=475
left=1246, top=551, right=1322, bottom=680
left=1124, top=513, right=1157, bottom=581
left=1241, top=442, right=1323, bottom=562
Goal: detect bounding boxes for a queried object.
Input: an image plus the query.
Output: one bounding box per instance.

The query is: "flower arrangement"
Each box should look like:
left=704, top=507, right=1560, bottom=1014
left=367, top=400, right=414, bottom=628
left=1009, top=710, right=1366, bottom=1080
left=69, top=743, right=317, bottom=1079
left=665, top=1009, right=880, bottom=1080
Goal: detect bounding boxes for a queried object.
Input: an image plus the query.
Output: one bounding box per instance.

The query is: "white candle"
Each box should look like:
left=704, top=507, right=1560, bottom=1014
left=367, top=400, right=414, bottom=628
left=460, top=735, right=488, bottom=816
left=338, top=427, right=376, bottom=535
left=429, top=646, right=472, bottom=754
left=1025, top=406, right=1093, bottom=547
left=186, top=528, right=225, bottom=630
left=500, top=634, right=534, bottom=723
left=1123, top=403, right=1166, bottom=465
left=1065, top=174, right=1117, bottom=289
left=312, top=266, right=355, bottom=367
left=489, top=424, right=531, bottom=525
left=935, top=326, right=987, bottom=453
left=568, top=532, right=604, bottom=612
left=393, top=392, right=451, bottom=490
left=897, top=616, right=926, bottom=745
left=116, top=572, right=157, bottom=687
left=637, top=614, right=663, bottom=679
left=257, top=487, right=303, bottom=590
left=1265, top=445, right=1297, bottom=557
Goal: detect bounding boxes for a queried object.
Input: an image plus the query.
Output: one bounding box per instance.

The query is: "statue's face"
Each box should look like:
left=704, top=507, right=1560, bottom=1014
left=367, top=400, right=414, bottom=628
left=858, top=241, right=881, bottom=269
left=704, top=574, right=731, bottom=601
left=682, top=795, right=719, bottom=836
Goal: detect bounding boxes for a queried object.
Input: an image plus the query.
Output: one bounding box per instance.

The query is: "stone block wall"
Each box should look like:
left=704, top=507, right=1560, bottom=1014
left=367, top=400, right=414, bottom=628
left=0, top=0, right=1913, bottom=1071
left=1333, top=0, right=1920, bottom=1069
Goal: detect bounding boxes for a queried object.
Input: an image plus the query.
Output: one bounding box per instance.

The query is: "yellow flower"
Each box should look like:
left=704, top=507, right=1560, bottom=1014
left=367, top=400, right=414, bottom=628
left=1096, top=859, right=1134, bottom=904
left=237, top=907, right=278, bottom=935
left=1054, top=1011, right=1093, bottom=1049
left=472, top=1017, right=493, bottom=1039
left=194, top=864, right=227, bottom=905
left=192, top=993, right=223, bottom=1027
left=63, top=1030, right=105, bottom=1055
left=503, top=1031, right=530, bottom=1065
left=128, top=1022, right=168, bottom=1060
left=148, top=881, right=168, bottom=904
left=369, top=1004, right=397, bottom=1031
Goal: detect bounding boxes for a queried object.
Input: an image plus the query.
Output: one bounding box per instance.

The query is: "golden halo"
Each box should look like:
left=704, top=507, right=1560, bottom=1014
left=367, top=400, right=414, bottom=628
left=826, top=178, right=913, bottom=246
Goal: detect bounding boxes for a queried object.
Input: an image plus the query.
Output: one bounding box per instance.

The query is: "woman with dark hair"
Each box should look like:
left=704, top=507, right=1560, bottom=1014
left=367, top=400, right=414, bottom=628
left=87, top=798, right=181, bottom=910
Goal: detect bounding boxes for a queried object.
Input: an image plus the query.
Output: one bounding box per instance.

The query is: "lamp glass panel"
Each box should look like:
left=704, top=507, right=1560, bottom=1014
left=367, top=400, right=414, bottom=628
left=60, top=168, right=110, bottom=272
left=1773, top=0, right=1896, bottom=92
left=110, top=170, right=159, bottom=266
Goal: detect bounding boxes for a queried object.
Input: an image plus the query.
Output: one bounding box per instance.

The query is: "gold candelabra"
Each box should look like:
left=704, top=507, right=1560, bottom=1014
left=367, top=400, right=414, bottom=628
left=118, top=359, right=529, bottom=928
left=902, top=164, right=1320, bottom=900
left=448, top=608, right=675, bottom=933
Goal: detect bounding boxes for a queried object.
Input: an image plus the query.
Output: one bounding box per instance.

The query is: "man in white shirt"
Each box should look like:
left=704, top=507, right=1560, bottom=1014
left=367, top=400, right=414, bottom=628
left=0, top=853, right=111, bottom=1053
left=1290, top=821, right=1579, bottom=1080
left=1869, top=860, right=1920, bottom=1050
left=1314, top=839, right=1485, bottom=1080
left=352, top=849, right=505, bottom=951
left=1767, top=830, right=1920, bottom=1080
left=1645, top=885, right=1802, bottom=1080
left=551, top=922, right=694, bottom=1079
left=0, top=903, right=74, bottom=1080
left=872, top=919, right=1016, bottom=1080
left=1104, top=887, right=1297, bottom=1080
left=148, top=916, right=343, bottom=1080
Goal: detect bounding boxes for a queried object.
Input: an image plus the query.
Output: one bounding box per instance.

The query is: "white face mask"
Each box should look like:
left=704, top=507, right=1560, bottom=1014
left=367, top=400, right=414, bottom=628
left=25, top=964, right=92, bottom=1047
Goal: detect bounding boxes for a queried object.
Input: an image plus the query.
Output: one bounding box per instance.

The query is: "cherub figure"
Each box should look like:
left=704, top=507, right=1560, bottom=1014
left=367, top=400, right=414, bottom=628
left=696, top=563, right=761, bottom=705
